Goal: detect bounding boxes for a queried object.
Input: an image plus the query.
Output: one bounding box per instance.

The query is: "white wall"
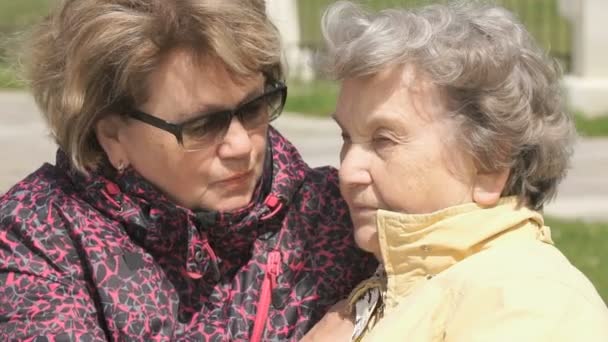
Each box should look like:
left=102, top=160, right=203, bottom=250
left=266, top=0, right=314, bottom=81
left=560, top=0, right=608, bottom=117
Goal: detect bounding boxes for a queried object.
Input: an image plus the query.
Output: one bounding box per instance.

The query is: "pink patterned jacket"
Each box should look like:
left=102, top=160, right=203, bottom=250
left=0, top=127, right=376, bottom=341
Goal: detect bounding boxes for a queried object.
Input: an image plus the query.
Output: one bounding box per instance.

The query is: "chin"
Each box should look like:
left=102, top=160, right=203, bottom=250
left=353, top=222, right=381, bottom=256
left=200, top=182, right=257, bottom=211
left=209, top=196, right=251, bottom=211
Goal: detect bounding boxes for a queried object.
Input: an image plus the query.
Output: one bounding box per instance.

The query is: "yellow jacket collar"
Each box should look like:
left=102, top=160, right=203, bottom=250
left=376, top=197, right=551, bottom=307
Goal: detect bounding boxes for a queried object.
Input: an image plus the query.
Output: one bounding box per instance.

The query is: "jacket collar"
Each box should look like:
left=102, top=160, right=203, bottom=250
left=376, top=197, right=552, bottom=307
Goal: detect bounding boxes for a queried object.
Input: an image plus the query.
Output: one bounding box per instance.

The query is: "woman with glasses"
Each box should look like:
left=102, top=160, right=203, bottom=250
left=0, top=0, right=376, bottom=341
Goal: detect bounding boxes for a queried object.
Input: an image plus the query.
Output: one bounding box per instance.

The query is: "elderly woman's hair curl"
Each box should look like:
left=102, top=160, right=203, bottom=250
left=317, top=0, right=575, bottom=209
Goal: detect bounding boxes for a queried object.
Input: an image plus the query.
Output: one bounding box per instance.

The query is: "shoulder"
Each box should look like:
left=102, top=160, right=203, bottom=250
left=307, top=165, right=340, bottom=185
left=300, top=166, right=346, bottom=214
left=447, top=240, right=601, bottom=300
left=290, top=166, right=378, bottom=288
left=302, top=165, right=340, bottom=192
left=1, top=161, right=72, bottom=203
left=291, top=166, right=352, bottom=240
left=0, top=164, right=87, bottom=281
left=440, top=272, right=608, bottom=341
left=1, top=162, right=79, bottom=223
left=438, top=242, right=608, bottom=331
left=2, top=163, right=68, bottom=223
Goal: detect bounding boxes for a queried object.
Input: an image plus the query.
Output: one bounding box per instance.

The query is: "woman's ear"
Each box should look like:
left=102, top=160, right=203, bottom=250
left=472, top=168, right=510, bottom=206
left=95, top=115, right=130, bottom=171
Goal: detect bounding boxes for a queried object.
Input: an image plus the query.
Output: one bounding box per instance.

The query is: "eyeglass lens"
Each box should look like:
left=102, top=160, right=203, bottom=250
left=181, top=86, right=284, bottom=149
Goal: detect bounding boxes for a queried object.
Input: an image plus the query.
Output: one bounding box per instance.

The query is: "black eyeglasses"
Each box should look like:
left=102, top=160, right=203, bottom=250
left=124, top=81, right=287, bottom=151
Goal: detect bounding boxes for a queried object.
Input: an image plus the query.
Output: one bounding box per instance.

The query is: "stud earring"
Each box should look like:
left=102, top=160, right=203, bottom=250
left=116, top=160, right=126, bottom=174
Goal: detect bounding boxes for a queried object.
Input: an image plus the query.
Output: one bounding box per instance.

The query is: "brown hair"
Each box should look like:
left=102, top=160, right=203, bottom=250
left=20, top=0, right=283, bottom=172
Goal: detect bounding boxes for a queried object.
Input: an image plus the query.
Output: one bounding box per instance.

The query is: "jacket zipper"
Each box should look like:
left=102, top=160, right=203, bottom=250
left=251, top=250, right=281, bottom=342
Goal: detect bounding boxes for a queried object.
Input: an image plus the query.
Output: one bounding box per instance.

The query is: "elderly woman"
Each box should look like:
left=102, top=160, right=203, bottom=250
left=304, top=1, right=608, bottom=341
left=0, top=0, right=377, bottom=340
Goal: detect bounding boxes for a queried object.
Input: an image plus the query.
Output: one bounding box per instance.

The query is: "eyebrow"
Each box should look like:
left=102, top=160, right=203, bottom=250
left=332, top=110, right=407, bottom=137
left=367, top=114, right=397, bottom=129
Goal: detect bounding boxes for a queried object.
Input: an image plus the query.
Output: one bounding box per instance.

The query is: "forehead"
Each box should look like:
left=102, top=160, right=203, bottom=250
left=143, top=50, right=264, bottom=120
left=334, top=64, right=445, bottom=131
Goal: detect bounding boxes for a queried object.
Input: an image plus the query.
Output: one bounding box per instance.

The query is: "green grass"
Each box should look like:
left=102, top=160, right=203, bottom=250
left=574, top=113, right=608, bottom=137
left=548, top=217, right=608, bottom=304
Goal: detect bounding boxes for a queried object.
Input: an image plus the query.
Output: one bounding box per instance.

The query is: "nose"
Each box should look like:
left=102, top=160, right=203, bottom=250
left=339, top=143, right=372, bottom=188
left=217, top=117, right=253, bottom=159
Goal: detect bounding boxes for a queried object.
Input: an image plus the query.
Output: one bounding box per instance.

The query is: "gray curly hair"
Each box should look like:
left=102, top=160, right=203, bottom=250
left=316, top=0, right=576, bottom=210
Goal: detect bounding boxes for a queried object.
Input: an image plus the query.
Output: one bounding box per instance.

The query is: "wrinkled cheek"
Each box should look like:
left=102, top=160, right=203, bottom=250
left=378, top=159, right=423, bottom=211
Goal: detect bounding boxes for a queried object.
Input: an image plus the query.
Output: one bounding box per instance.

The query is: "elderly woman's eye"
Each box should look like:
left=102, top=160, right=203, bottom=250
left=372, top=136, right=395, bottom=149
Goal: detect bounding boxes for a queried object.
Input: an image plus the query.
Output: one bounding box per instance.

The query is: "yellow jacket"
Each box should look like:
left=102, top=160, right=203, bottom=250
left=349, top=197, right=608, bottom=341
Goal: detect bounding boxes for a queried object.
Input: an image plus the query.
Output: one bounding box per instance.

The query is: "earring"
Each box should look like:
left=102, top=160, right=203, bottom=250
left=116, top=160, right=126, bottom=174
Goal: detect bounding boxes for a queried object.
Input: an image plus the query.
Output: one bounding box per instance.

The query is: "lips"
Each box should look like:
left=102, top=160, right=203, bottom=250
left=219, top=170, right=253, bottom=184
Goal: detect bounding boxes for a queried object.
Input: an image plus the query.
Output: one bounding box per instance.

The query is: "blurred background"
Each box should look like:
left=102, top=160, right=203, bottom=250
left=1, top=0, right=607, bottom=302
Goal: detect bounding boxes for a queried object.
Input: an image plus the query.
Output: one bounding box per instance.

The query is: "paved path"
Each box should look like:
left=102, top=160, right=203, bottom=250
left=2, top=91, right=607, bottom=220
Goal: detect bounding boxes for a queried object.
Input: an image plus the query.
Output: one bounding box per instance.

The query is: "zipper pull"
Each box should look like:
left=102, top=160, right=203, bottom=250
left=267, top=250, right=281, bottom=289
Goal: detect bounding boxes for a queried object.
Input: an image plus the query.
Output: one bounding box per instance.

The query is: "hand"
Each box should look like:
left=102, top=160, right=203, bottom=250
left=300, top=299, right=354, bottom=342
